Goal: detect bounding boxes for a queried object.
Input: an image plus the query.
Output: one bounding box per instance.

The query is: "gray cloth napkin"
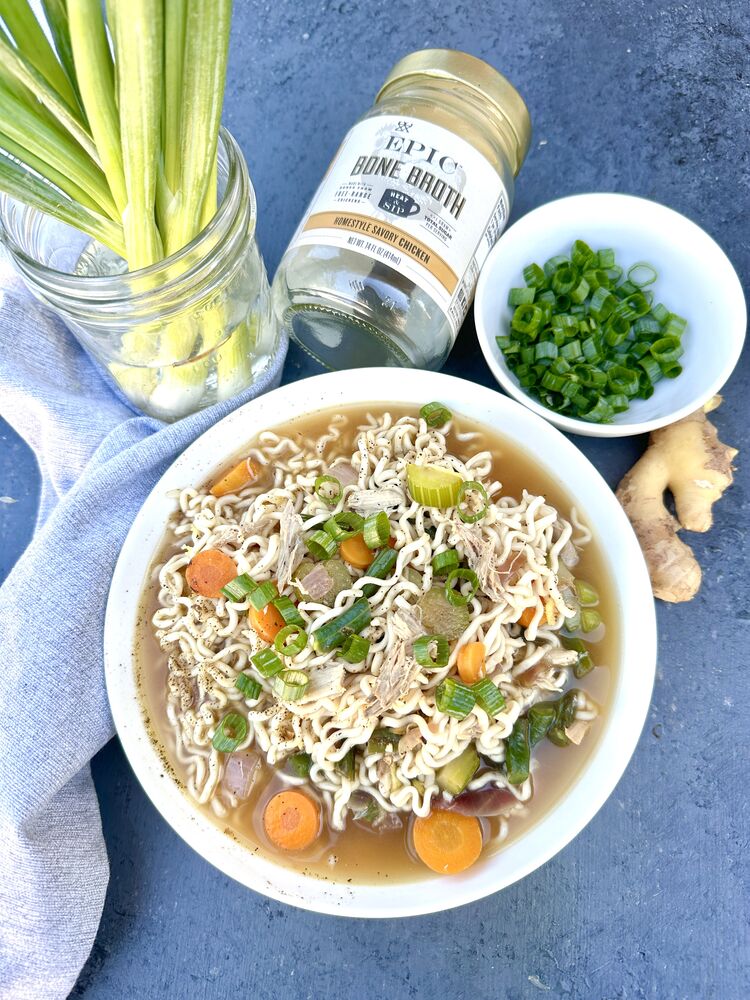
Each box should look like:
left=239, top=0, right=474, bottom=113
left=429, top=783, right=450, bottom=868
left=0, top=253, right=287, bottom=999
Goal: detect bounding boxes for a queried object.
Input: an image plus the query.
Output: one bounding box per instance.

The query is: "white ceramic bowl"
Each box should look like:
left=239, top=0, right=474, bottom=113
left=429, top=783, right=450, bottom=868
left=475, top=193, right=746, bottom=437
left=104, top=368, right=657, bottom=917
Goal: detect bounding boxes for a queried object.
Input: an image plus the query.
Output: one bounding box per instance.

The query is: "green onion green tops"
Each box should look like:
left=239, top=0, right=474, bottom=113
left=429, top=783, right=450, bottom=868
left=212, top=712, right=247, bottom=753
left=497, top=241, right=687, bottom=423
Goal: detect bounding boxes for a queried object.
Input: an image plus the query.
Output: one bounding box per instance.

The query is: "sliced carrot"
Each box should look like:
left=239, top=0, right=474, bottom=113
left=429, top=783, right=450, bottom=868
left=457, top=641, right=486, bottom=684
left=185, top=549, right=237, bottom=598
left=263, top=790, right=321, bottom=851
left=412, top=809, right=483, bottom=875
left=210, top=457, right=262, bottom=498
left=519, top=605, right=538, bottom=628
left=249, top=602, right=286, bottom=643
left=339, top=532, right=375, bottom=569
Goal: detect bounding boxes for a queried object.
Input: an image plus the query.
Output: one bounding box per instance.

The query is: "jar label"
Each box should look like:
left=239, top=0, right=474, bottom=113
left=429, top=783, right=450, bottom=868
left=288, top=114, right=509, bottom=337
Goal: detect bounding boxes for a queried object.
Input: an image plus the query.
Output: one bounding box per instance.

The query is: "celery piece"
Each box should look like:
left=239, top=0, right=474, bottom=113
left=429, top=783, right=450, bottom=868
left=0, top=0, right=80, bottom=113
left=41, top=0, right=83, bottom=110
left=165, top=0, right=231, bottom=254
left=0, top=153, right=125, bottom=256
left=406, top=463, right=463, bottom=508
left=0, top=31, right=97, bottom=164
left=68, top=0, right=127, bottom=215
left=0, top=128, right=102, bottom=215
left=162, top=0, right=186, bottom=195
left=0, top=80, right=116, bottom=218
left=109, top=0, right=163, bottom=268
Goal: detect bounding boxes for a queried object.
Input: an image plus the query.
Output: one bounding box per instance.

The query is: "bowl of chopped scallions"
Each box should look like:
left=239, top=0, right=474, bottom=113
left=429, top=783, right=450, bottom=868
left=475, top=193, right=746, bottom=437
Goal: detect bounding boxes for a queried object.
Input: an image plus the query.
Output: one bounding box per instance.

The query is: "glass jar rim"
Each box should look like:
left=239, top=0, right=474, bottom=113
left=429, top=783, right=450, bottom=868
left=0, top=127, right=256, bottom=301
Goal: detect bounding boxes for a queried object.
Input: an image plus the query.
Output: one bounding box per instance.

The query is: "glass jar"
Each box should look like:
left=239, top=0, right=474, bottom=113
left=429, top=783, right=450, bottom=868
left=272, top=49, right=530, bottom=371
left=0, top=129, right=281, bottom=421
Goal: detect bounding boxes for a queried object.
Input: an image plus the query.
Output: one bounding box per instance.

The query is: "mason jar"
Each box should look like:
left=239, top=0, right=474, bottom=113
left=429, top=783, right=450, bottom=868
left=0, top=129, right=282, bottom=421
left=272, top=49, right=531, bottom=371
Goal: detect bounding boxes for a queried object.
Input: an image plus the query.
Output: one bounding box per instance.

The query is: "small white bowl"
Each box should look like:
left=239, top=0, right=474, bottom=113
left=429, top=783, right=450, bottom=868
left=105, top=368, right=656, bottom=918
left=475, top=193, right=746, bottom=437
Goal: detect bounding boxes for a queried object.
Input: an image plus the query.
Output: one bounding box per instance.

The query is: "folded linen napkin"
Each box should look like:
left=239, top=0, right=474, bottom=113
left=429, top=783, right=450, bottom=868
left=0, top=251, right=287, bottom=1000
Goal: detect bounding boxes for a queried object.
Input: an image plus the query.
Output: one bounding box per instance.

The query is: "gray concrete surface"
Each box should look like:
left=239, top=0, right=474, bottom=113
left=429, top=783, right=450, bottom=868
left=0, top=1, right=747, bottom=997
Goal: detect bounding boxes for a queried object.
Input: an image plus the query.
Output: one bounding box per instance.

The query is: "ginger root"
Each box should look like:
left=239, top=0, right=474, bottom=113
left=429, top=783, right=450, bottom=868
left=616, top=396, right=737, bottom=603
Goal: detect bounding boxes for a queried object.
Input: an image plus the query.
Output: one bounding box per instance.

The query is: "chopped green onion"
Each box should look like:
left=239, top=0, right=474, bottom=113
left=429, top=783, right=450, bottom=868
left=249, top=580, right=278, bottom=611
left=212, top=712, right=247, bottom=752
left=406, top=463, right=463, bottom=508
left=528, top=703, right=557, bottom=746
left=650, top=336, right=684, bottom=365
left=505, top=717, right=530, bottom=784
left=547, top=689, right=581, bottom=746
left=312, top=598, right=371, bottom=653
left=511, top=303, right=544, bottom=337
left=305, top=530, right=338, bottom=561
left=367, top=727, right=400, bottom=754
left=413, top=634, right=450, bottom=669
left=456, top=481, right=489, bottom=524
left=523, top=262, right=546, bottom=287
left=271, top=669, right=309, bottom=701
left=436, top=677, right=477, bottom=719
left=221, top=572, right=257, bottom=602
left=574, top=579, right=599, bottom=606
left=431, top=549, right=460, bottom=575
left=361, top=547, right=398, bottom=598
left=420, top=401, right=453, bottom=427
left=235, top=673, right=262, bottom=700
left=445, top=567, right=480, bottom=607
left=544, top=254, right=568, bottom=276
left=336, top=748, right=357, bottom=781
left=580, top=608, right=602, bottom=633
left=571, top=239, right=595, bottom=267
left=562, top=636, right=595, bottom=678
left=288, top=752, right=312, bottom=778
left=596, top=248, right=615, bottom=268
left=436, top=745, right=480, bottom=795
left=272, top=595, right=305, bottom=627
left=251, top=647, right=283, bottom=678
left=274, top=624, right=308, bottom=657
left=472, top=677, right=506, bottom=717
left=340, top=634, right=370, bottom=663
left=508, top=286, right=535, bottom=305
left=314, top=474, right=342, bottom=506
left=363, top=511, right=390, bottom=548
left=324, top=511, right=364, bottom=541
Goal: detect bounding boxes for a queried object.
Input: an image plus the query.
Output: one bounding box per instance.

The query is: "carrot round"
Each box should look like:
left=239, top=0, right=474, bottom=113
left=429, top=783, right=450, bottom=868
left=339, top=532, right=375, bottom=569
left=412, top=809, right=483, bottom=875
left=519, top=605, right=538, bottom=628
left=457, top=641, right=486, bottom=684
left=185, top=549, right=237, bottom=598
left=263, top=790, right=321, bottom=851
left=210, top=457, right=262, bottom=498
left=249, top=601, right=286, bottom=643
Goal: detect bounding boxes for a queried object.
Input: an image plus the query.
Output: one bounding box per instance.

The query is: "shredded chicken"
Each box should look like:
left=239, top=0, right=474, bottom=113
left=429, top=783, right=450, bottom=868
left=398, top=726, right=423, bottom=753
left=565, top=718, right=591, bottom=745
left=348, top=486, right=405, bottom=514
left=451, top=519, right=522, bottom=602
left=296, top=562, right=333, bottom=600
left=327, top=461, right=359, bottom=487
left=367, top=610, right=423, bottom=714
left=276, top=500, right=305, bottom=590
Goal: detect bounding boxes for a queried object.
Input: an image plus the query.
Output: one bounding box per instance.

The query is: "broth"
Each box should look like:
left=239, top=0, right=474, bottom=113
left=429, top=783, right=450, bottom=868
left=135, top=404, right=619, bottom=884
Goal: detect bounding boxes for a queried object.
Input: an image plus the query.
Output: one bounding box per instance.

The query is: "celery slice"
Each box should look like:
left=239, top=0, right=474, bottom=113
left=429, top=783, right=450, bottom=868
left=109, top=0, right=163, bottom=267
left=437, top=745, right=480, bottom=796
left=406, top=463, right=463, bottom=508
left=68, top=0, right=127, bottom=215
left=0, top=0, right=80, bottom=113
left=0, top=152, right=124, bottom=256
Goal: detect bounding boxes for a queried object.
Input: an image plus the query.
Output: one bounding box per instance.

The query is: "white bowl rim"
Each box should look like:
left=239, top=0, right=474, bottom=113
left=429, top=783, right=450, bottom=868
left=104, top=368, right=657, bottom=918
left=475, top=191, right=747, bottom=438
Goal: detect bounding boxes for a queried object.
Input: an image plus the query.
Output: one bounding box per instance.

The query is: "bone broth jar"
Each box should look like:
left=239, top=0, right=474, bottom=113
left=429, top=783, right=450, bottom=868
left=272, top=49, right=530, bottom=370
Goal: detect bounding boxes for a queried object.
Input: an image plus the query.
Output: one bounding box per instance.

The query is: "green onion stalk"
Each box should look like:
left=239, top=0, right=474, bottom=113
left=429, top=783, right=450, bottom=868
left=0, top=0, right=253, bottom=420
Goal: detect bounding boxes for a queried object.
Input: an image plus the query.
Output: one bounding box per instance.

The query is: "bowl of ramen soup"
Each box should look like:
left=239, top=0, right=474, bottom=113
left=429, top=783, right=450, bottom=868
left=105, top=369, right=656, bottom=917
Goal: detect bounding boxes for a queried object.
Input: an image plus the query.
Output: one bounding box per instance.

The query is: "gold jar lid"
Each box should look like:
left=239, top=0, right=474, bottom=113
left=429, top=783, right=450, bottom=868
left=376, top=49, right=531, bottom=177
